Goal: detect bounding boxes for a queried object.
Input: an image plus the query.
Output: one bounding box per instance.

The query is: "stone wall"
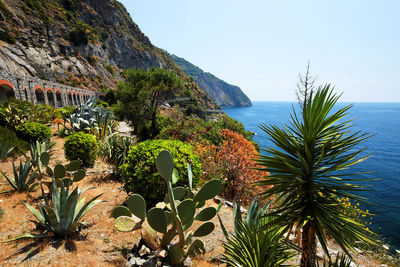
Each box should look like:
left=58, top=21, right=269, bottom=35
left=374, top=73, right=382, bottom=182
left=0, top=70, right=103, bottom=107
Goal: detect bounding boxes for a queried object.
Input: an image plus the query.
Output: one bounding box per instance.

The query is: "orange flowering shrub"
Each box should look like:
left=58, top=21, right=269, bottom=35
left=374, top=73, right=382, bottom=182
left=194, top=129, right=269, bottom=204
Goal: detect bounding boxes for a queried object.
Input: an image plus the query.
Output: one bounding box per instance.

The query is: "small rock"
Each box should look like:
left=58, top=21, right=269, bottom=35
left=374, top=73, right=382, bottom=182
left=380, top=265, right=388, bottom=267
left=382, top=244, right=390, bottom=250
left=139, top=245, right=151, bottom=257
left=224, top=201, right=233, bottom=207
left=354, top=247, right=363, bottom=254
left=184, top=257, right=193, bottom=267
left=162, top=264, right=172, bottom=267
left=396, top=249, right=400, bottom=254
left=136, top=258, right=147, bottom=266
left=154, top=249, right=167, bottom=258
left=240, top=206, right=247, bottom=213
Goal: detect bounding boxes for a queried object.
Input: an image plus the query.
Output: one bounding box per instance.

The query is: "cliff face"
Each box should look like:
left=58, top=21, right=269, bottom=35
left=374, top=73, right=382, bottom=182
left=169, top=53, right=252, bottom=108
left=0, top=0, right=217, bottom=109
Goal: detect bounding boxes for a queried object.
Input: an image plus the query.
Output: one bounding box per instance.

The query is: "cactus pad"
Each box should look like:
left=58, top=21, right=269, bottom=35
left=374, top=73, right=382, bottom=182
left=195, top=207, right=217, bottom=221
left=156, top=150, right=174, bottom=181
left=127, top=194, right=146, bottom=220
left=114, top=216, right=136, bottom=232
left=54, top=164, right=66, bottom=179
left=165, top=187, right=186, bottom=203
left=193, top=222, right=215, bottom=237
left=172, top=168, right=179, bottom=185
left=40, top=152, right=50, bottom=167
left=73, top=169, right=86, bottom=182
left=112, top=206, right=132, bottom=218
left=66, top=160, right=81, bottom=171
left=177, top=199, right=195, bottom=230
left=167, top=243, right=185, bottom=265
left=46, top=166, right=53, bottom=176
left=193, top=179, right=222, bottom=203
left=187, top=239, right=205, bottom=257
left=147, top=207, right=167, bottom=233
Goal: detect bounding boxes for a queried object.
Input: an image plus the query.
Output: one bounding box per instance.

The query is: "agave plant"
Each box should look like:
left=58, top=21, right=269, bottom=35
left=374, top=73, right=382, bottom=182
left=65, top=97, right=115, bottom=134
left=100, top=134, right=133, bottom=169
left=1, top=159, right=38, bottom=191
left=4, top=179, right=104, bottom=242
left=0, top=140, right=14, bottom=161
left=219, top=198, right=294, bottom=267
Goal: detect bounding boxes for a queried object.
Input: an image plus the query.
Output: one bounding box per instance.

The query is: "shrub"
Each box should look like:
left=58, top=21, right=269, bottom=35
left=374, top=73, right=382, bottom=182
left=64, top=132, right=98, bottom=167
left=194, top=129, right=266, bottom=204
left=99, top=134, right=134, bottom=171
left=16, top=121, right=51, bottom=143
left=0, top=126, right=28, bottom=156
left=120, top=139, right=201, bottom=207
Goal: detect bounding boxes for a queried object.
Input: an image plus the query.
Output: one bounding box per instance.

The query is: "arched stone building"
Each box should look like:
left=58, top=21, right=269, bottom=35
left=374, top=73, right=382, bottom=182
left=0, top=70, right=102, bottom=106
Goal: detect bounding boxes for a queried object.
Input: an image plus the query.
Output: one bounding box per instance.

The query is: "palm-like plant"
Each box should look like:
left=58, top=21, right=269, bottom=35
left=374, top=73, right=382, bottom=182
left=255, top=85, right=376, bottom=266
left=220, top=198, right=294, bottom=267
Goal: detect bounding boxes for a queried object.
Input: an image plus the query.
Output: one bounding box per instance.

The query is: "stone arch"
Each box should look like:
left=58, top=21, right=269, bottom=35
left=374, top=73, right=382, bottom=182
left=46, top=88, right=55, bottom=106
left=67, top=90, right=73, bottom=106
left=0, top=79, right=15, bottom=103
left=34, top=86, right=45, bottom=105
left=72, top=91, right=78, bottom=105
left=55, top=89, right=62, bottom=107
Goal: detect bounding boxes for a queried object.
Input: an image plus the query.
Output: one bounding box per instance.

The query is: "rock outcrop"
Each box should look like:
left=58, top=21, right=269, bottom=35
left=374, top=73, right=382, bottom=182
left=0, top=0, right=217, bottom=109
left=168, top=53, right=252, bottom=108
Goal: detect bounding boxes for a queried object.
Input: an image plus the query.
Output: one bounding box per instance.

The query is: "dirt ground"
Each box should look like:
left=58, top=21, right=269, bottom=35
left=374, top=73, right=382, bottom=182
left=0, top=128, right=393, bottom=266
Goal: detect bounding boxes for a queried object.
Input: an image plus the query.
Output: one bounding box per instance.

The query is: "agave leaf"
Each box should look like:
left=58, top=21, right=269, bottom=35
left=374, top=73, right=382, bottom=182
left=1, top=171, right=17, bottom=190
left=22, top=201, right=46, bottom=225
left=2, top=232, right=47, bottom=243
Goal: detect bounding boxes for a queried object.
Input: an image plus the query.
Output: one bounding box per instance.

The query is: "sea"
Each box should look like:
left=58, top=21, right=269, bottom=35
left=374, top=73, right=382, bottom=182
left=223, top=101, right=400, bottom=250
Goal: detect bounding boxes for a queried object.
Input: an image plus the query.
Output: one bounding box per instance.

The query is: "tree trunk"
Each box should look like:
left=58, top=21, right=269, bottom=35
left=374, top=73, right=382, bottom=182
left=300, top=220, right=317, bottom=267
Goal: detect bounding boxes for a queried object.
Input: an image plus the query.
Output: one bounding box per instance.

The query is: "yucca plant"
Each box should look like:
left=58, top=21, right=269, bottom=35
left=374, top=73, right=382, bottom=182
left=219, top=197, right=294, bottom=267
left=100, top=134, right=133, bottom=169
left=0, top=140, right=14, bottom=161
left=255, top=85, right=377, bottom=266
left=1, top=159, right=38, bottom=191
left=4, top=179, right=104, bottom=241
left=320, top=253, right=355, bottom=267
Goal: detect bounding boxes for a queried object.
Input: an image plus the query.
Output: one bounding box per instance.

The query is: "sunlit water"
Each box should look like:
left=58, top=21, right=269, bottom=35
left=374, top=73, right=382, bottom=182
left=224, top=102, right=400, bottom=250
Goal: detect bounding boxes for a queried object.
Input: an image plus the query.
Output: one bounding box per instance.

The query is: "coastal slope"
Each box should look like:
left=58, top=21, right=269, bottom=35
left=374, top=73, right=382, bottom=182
left=0, top=0, right=217, bottom=109
left=169, top=53, right=252, bottom=108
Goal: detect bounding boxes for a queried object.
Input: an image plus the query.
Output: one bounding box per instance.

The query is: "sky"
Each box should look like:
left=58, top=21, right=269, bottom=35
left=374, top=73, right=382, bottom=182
left=119, top=0, right=400, bottom=102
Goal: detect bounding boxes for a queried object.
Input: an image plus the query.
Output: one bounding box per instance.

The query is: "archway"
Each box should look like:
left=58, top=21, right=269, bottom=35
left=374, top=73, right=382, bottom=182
left=24, top=87, right=29, bottom=101
left=55, top=90, right=62, bottom=107
left=68, top=91, right=73, bottom=105
left=47, top=88, right=54, bottom=106
left=0, top=80, right=15, bottom=103
left=34, top=86, right=45, bottom=105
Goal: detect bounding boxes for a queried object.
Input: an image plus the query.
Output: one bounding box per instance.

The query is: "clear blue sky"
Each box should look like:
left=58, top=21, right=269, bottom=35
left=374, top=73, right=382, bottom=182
left=119, top=0, right=400, bottom=102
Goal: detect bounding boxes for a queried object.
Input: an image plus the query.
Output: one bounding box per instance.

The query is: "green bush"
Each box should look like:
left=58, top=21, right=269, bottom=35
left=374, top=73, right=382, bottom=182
left=16, top=122, right=51, bottom=143
left=120, top=139, right=201, bottom=207
left=64, top=132, right=99, bottom=167
left=0, top=127, right=28, bottom=155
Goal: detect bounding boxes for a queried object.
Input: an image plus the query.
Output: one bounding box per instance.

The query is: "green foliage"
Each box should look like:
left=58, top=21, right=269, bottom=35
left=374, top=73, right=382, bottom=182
left=1, top=159, right=38, bottom=191
left=219, top=198, right=293, bottom=267
left=157, top=114, right=257, bottom=148
left=114, top=67, right=184, bottom=140
left=99, top=134, right=134, bottom=170
left=0, top=31, right=16, bottom=44
left=67, top=20, right=98, bottom=46
left=16, top=121, right=51, bottom=143
left=120, top=139, right=201, bottom=206
left=255, top=85, right=377, bottom=264
left=114, top=150, right=222, bottom=266
left=64, top=132, right=99, bottom=167
left=0, top=127, right=28, bottom=156
left=0, top=99, right=56, bottom=129
left=0, top=140, right=13, bottom=161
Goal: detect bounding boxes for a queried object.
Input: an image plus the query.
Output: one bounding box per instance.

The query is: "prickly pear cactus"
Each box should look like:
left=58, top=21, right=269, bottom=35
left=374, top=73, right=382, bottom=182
left=113, top=150, right=223, bottom=266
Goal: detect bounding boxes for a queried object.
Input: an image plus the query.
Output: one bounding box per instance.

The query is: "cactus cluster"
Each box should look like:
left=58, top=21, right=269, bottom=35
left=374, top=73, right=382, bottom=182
left=113, top=150, right=223, bottom=266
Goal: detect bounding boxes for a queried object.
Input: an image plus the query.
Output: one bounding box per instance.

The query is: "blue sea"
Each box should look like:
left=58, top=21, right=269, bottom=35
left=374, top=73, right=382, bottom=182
left=224, top=102, right=400, bottom=250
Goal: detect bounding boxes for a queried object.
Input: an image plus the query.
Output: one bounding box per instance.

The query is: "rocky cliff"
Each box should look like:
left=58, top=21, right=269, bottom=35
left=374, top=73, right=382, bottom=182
left=0, top=0, right=217, bottom=109
left=168, top=53, right=252, bottom=108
